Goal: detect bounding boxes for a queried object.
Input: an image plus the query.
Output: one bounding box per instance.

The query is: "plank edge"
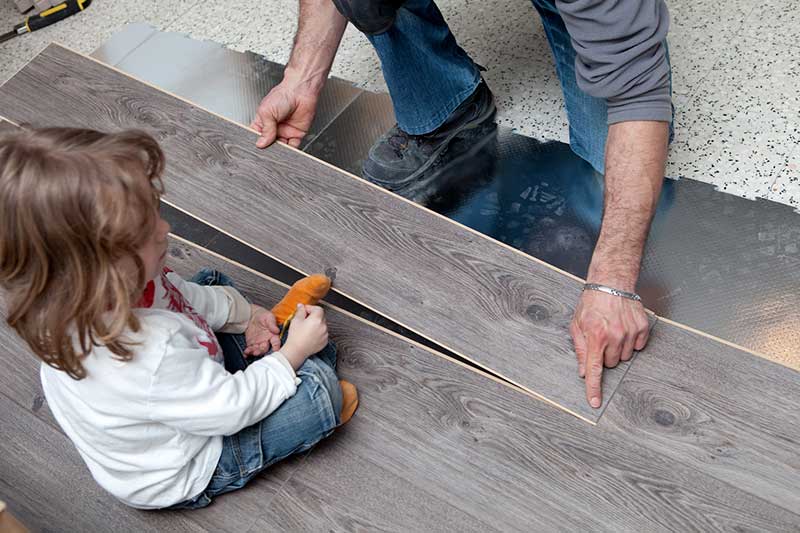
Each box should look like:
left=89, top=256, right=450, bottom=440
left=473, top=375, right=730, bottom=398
left=0, top=44, right=784, bottom=371
left=168, top=233, right=599, bottom=425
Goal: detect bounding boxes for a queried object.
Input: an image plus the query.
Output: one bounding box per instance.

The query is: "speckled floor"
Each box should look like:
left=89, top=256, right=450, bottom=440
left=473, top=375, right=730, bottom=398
left=1, top=0, right=798, bottom=209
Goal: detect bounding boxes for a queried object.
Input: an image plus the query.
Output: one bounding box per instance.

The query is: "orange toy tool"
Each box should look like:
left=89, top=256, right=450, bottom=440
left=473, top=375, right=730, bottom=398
left=271, top=274, right=332, bottom=328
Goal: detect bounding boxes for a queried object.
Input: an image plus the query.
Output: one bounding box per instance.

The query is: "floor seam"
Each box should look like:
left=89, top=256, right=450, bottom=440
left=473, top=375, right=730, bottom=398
left=594, top=316, right=659, bottom=422
left=103, top=31, right=157, bottom=67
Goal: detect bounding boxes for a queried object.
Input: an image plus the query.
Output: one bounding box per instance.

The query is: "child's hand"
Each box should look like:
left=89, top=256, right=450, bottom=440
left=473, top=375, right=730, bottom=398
left=244, top=305, right=281, bottom=357
left=281, top=304, right=329, bottom=370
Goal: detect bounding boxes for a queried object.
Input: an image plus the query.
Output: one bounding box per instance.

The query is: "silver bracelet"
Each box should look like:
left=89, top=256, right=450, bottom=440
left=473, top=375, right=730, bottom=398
left=583, top=283, right=641, bottom=302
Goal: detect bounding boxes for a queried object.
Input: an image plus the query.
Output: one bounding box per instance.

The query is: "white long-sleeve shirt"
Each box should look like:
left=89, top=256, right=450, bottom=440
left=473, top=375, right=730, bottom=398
left=40, top=268, right=300, bottom=509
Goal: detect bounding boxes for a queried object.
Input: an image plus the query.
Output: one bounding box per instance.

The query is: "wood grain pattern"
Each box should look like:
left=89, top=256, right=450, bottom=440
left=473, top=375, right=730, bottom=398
left=0, top=318, right=60, bottom=432
left=2, top=49, right=798, bottom=529
left=0, top=121, right=17, bottom=135
left=602, top=323, right=800, bottom=511
left=168, top=238, right=800, bottom=532
left=0, top=393, right=208, bottom=532
left=184, top=453, right=305, bottom=533
left=0, top=44, right=630, bottom=422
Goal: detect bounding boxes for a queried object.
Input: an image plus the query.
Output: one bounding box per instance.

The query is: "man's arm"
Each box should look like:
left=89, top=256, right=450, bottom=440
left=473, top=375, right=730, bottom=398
left=555, top=0, right=671, bottom=407
left=252, top=0, right=348, bottom=148
left=570, top=120, right=668, bottom=408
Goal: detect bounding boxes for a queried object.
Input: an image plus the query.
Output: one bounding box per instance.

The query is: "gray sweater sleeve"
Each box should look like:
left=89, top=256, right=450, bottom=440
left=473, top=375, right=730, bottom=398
left=555, top=0, right=672, bottom=124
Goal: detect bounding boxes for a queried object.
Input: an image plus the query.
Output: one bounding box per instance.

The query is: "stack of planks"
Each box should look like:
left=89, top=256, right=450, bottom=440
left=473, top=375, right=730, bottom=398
left=0, top=44, right=798, bottom=531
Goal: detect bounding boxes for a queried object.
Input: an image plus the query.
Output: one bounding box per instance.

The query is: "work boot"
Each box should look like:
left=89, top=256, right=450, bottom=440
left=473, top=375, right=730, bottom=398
left=362, top=80, right=497, bottom=200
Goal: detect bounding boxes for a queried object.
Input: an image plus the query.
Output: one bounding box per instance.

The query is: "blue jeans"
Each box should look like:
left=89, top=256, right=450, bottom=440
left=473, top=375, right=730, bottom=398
left=367, top=0, right=673, bottom=174
left=170, top=269, right=343, bottom=510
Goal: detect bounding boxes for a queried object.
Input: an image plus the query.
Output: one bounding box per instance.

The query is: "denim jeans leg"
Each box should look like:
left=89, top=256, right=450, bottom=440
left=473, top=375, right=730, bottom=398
left=529, top=0, right=608, bottom=175
left=529, top=0, right=674, bottom=175
left=366, top=0, right=481, bottom=134
left=198, top=352, right=342, bottom=503
left=171, top=350, right=342, bottom=509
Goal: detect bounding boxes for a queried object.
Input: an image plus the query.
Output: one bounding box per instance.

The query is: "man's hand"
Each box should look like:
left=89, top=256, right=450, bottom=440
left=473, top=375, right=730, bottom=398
left=571, top=120, right=668, bottom=408
left=244, top=305, right=281, bottom=357
left=570, top=290, right=650, bottom=408
left=251, top=0, right=348, bottom=149
left=251, top=83, right=319, bottom=149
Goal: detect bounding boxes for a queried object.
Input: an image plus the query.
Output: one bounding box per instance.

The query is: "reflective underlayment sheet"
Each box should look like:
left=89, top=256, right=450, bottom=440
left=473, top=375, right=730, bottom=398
left=92, top=25, right=799, bottom=368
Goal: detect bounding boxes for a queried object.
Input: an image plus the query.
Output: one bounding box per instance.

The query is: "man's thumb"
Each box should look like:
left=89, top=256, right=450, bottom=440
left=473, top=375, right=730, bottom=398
left=255, top=116, right=278, bottom=148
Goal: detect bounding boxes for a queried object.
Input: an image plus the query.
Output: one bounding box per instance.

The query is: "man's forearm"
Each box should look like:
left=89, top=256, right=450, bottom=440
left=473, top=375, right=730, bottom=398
left=285, top=0, right=349, bottom=94
left=588, top=121, right=669, bottom=292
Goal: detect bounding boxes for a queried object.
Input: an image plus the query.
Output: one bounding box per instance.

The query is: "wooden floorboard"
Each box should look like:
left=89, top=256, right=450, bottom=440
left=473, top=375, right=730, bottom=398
left=0, top=121, right=17, bottom=134
left=0, top=319, right=60, bottom=432
left=0, top=43, right=632, bottom=422
left=2, top=46, right=798, bottom=530
left=601, top=322, right=800, bottom=512
left=0, top=392, right=208, bottom=532
left=167, top=237, right=800, bottom=532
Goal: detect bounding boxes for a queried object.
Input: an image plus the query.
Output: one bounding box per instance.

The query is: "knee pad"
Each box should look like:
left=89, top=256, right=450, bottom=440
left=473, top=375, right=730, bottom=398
left=331, top=0, right=407, bottom=35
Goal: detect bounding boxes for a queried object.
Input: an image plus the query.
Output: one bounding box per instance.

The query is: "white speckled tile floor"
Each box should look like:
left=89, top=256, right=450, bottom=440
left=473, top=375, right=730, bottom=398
left=667, top=37, right=799, bottom=199
left=0, top=0, right=195, bottom=78
left=0, top=0, right=798, bottom=210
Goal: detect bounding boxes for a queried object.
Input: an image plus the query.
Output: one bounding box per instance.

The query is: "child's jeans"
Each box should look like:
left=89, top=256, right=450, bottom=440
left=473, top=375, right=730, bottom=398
left=170, top=268, right=343, bottom=510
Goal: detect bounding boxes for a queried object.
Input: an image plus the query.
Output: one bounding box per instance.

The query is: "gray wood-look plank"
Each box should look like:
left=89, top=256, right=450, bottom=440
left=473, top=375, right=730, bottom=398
left=184, top=454, right=305, bottom=533
left=0, top=393, right=208, bottom=532
left=167, top=238, right=800, bottom=532
left=0, top=317, right=59, bottom=432
left=0, top=121, right=17, bottom=134
left=0, top=44, right=630, bottom=422
left=602, top=323, right=800, bottom=511
left=2, top=48, right=798, bottom=530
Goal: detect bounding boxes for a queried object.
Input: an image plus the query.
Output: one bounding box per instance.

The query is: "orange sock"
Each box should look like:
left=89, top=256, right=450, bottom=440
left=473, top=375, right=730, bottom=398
left=271, top=274, right=332, bottom=325
left=339, top=380, right=359, bottom=425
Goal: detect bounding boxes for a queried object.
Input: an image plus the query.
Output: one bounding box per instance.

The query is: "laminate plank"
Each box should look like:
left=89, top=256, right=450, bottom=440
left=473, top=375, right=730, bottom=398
left=184, top=454, right=304, bottom=533
left=0, top=393, right=208, bottom=533
left=601, top=321, right=800, bottom=511
left=0, top=43, right=630, bottom=422
left=0, top=316, right=59, bottom=432
left=0, top=121, right=17, bottom=134
left=249, top=439, right=498, bottom=533
left=167, top=237, right=800, bottom=532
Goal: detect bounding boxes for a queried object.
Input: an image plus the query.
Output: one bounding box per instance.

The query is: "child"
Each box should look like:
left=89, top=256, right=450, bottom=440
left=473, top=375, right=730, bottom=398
left=0, top=127, right=357, bottom=510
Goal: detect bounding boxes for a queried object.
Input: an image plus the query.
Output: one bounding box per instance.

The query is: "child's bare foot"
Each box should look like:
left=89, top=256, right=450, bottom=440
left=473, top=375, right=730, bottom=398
left=339, top=380, right=359, bottom=425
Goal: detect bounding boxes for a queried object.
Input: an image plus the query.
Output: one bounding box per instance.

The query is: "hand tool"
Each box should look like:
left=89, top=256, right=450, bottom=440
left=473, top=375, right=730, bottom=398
left=1, top=0, right=92, bottom=44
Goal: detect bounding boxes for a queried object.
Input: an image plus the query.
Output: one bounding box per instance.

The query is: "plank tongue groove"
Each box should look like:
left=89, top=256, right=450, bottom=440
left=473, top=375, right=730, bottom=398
left=0, top=43, right=629, bottom=421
